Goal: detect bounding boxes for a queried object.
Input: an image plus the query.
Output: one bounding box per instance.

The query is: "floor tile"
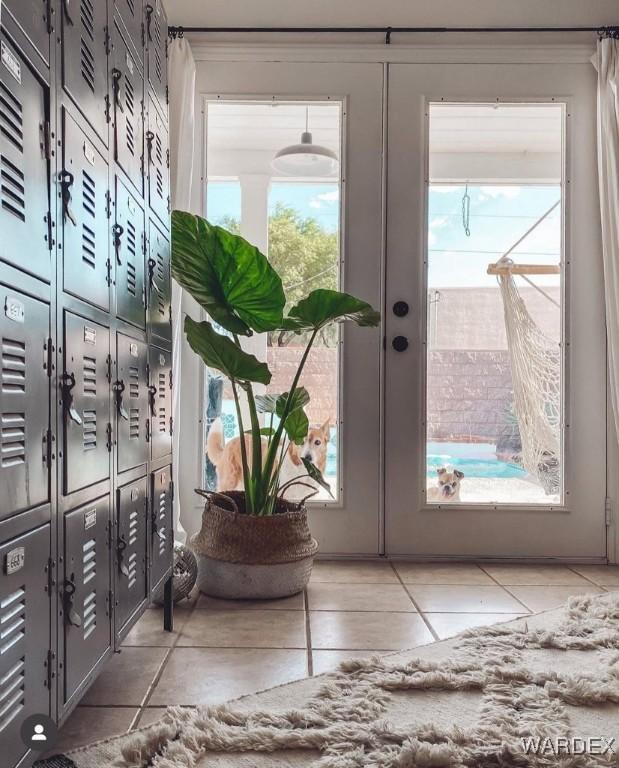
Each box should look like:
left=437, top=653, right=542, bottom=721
left=424, top=612, right=526, bottom=640
left=149, top=648, right=308, bottom=706
left=311, top=560, right=398, bottom=583
left=51, top=706, right=138, bottom=754
left=135, top=707, right=172, bottom=729
left=406, top=585, right=526, bottom=613
left=178, top=603, right=306, bottom=648
left=481, top=564, right=592, bottom=586
left=569, top=565, right=619, bottom=586
left=123, top=608, right=180, bottom=647
left=307, top=582, right=416, bottom=612
left=80, top=647, right=168, bottom=706
left=309, top=610, right=433, bottom=650
left=311, top=650, right=376, bottom=676
left=393, top=563, right=493, bottom=585
left=504, top=585, right=604, bottom=612
left=197, top=592, right=305, bottom=611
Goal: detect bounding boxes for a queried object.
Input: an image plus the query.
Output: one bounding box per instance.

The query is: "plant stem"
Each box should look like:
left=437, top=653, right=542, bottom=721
left=231, top=379, right=253, bottom=515
left=233, top=333, right=263, bottom=513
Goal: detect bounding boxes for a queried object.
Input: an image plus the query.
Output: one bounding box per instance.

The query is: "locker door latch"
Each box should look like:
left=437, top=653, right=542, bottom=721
left=145, top=131, right=154, bottom=165
left=145, top=4, right=154, bottom=42
left=117, top=536, right=130, bottom=577
left=60, top=170, right=77, bottom=226
left=111, top=69, right=124, bottom=116
left=112, top=224, right=124, bottom=265
left=148, top=384, right=157, bottom=416
left=147, top=257, right=162, bottom=295
left=114, top=380, right=129, bottom=420
left=61, top=372, right=82, bottom=425
left=61, top=0, right=74, bottom=26
left=63, top=574, right=82, bottom=627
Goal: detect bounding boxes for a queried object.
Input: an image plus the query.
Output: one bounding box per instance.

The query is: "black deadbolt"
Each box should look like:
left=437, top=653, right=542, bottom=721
left=392, top=336, right=409, bottom=352
left=393, top=301, right=409, bottom=317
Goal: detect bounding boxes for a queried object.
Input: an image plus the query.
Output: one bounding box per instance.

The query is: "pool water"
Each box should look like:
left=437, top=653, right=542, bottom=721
left=427, top=442, right=525, bottom=479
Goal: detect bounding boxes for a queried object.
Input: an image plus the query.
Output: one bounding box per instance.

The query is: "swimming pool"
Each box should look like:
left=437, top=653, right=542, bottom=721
left=427, top=442, right=525, bottom=479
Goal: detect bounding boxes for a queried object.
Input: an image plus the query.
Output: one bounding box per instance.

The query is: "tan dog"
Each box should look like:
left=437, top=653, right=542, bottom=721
left=206, top=418, right=330, bottom=498
left=427, top=467, right=464, bottom=502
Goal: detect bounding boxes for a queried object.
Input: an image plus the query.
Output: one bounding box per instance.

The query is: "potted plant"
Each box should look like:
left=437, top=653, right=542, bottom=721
left=171, top=210, right=380, bottom=599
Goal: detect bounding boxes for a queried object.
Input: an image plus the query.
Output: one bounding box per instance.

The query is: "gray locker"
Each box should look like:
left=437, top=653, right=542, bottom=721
left=115, top=175, right=146, bottom=328
left=145, top=1, right=167, bottom=114
left=147, top=220, right=171, bottom=342
left=149, top=464, right=172, bottom=591
left=0, top=523, right=50, bottom=768
left=4, top=0, right=51, bottom=65
left=63, top=496, right=111, bottom=702
left=62, top=110, right=111, bottom=312
left=0, top=33, right=51, bottom=283
left=61, top=0, right=109, bottom=143
left=110, top=19, right=144, bottom=195
left=115, top=476, right=147, bottom=632
left=148, top=345, right=171, bottom=460
left=116, top=333, right=148, bottom=473
left=0, top=288, right=49, bottom=521
left=62, top=312, right=110, bottom=495
left=145, top=94, right=169, bottom=227
left=114, top=0, right=145, bottom=60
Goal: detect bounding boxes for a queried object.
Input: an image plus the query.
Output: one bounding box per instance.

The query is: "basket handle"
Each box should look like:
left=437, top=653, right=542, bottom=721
left=194, top=488, right=240, bottom=515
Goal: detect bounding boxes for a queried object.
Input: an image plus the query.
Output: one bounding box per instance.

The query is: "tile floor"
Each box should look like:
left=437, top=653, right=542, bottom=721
left=52, top=560, right=619, bottom=752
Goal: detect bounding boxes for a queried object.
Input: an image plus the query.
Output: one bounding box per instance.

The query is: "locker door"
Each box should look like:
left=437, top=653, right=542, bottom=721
left=110, top=20, right=144, bottom=195
left=115, top=176, right=146, bottom=328
left=149, top=464, right=172, bottom=592
left=63, top=497, right=111, bottom=702
left=115, top=477, right=147, bottom=632
left=116, top=333, right=148, bottom=473
left=0, top=34, right=51, bottom=283
left=4, top=0, right=51, bottom=65
left=61, top=0, right=109, bottom=143
left=145, top=1, right=167, bottom=115
left=62, top=110, right=110, bottom=312
left=148, top=346, right=171, bottom=460
left=62, top=313, right=110, bottom=495
left=0, top=288, right=49, bottom=521
left=146, top=96, right=169, bottom=227
left=114, top=0, right=145, bottom=59
left=147, top=221, right=171, bottom=341
left=0, top=523, right=50, bottom=768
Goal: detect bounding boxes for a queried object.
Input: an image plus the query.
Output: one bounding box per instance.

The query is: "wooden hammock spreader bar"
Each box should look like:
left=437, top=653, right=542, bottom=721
left=487, top=263, right=561, bottom=276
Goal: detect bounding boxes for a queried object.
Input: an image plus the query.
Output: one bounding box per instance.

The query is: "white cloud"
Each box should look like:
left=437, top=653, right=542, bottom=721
left=478, top=186, right=521, bottom=199
left=308, top=189, right=339, bottom=210
left=428, top=215, right=449, bottom=246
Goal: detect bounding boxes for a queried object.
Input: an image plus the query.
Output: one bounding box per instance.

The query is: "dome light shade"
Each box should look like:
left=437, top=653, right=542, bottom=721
left=272, top=109, right=339, bottom=177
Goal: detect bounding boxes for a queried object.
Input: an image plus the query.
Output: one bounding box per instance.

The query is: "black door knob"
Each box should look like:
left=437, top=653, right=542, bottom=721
left=392, top=336, right=408, bottom=352
left=393, top=301, right=409, bottom=317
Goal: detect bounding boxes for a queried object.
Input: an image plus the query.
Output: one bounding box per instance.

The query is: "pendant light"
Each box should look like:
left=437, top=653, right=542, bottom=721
left=272, top=107, right=338, bottom=177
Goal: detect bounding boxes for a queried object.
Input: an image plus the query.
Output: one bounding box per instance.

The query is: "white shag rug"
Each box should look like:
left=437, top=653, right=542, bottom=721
left=67, top=592, right=619, bottom=767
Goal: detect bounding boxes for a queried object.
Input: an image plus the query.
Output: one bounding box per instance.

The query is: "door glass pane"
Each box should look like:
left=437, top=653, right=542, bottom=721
left=202, top=101, right=342, bottom=502
left=426, top=103, right=564, bottom=505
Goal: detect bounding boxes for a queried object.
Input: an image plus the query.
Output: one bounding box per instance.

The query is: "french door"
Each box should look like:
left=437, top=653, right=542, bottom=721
left=384, top=62, right=607, bottom=559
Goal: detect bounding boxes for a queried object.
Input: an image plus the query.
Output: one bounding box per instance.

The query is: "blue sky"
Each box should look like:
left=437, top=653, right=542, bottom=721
left=207, top=181, right=562, bottom=288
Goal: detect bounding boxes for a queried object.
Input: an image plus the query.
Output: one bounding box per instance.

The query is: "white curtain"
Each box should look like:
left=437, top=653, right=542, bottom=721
left=595, top=36, right=619, bottom=442
left=168, top=36, right=196, bottom=539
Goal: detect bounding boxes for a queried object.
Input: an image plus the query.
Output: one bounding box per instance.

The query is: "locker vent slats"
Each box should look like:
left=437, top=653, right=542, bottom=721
left=158, top=490, right=166, bottom=555
left=80, top=40, right=95, bottom=94
left=127, top=221, right=137, bottom=259
left=81, top=172, right=97, bottom=268
left=0, top=82, right=24, bottom=152
left=0, top=156, right=26, bottom=221
left=129, top=509, right=138, bottom=545
left=83, top=591, right=96, bottom=640
left=158, top=372, right=166, bottom=433
left=83, top=356, right=97, bottom=396
left=156, top=252, right=165, bottom=317
left=129, top=408, right=139, bottom=439
left=82, top=171, right=96, bottom=216
left=82, top=410, right=97, bottom=450
left=82, top=539, right=96, bottom=585
left=0, top=657, right=25, bottom=734
left=0, top=588, right=25, bottom=656
left=127, top=0, right=136, bottom=14
left=2, top=339, right=26, bottom=393
left=1, top=413, right=25, bottom=468
left=127, top=261, right=137, bottom=296
left=129, top=366, right=139, bottom=397
left=80, top=0, right=96, bottom=93
left=127, top=552, right=137, bottom=588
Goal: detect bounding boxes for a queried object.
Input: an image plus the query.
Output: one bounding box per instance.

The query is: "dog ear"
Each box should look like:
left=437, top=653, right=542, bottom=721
left=320, top=418, right=331, bottom=439
left=437, top=467, right=447, bottom=475
left=287, top=441, right=302, bottom=467
left=454, top=469, right=464, bottom=479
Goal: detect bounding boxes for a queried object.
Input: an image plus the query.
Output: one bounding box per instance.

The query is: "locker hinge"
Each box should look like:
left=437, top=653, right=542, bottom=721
left=166, top=148, right=170, bottom=169
left=169, top=368, right=173, bottom=390
left=105, top=190, right=112, bottom=219
left=105, top=94, right=111, bottom=124
left=605, top=497, right=612, bottom=527
left=45, top=337, right=53, bottom=377
left=45, top=557, right=55, bottom=596
left=166, top=85, right=169, bottom=105
left=141, top=21, right=146, bottom=48
left=45, top=0, right=54, bottom=34
left=43, top=120, right=52, bottom=160
left=106, top=258, right=112, bottom=286
left=43, top=428, right=53, bottom=467
left=146, top=418, right=150, bottom=442
left=169, top=416, right=173, bottom=436
left=104, top=26, right=112, bottom=56
left=45, top=649, right=55, bottom=689
left=106, top=354, right=113, bottom=383
left=107, top=590, right=113, bottom=617
left=170, top=480, right=175, bottom=503
left=106, top=422, right=113, bottom=453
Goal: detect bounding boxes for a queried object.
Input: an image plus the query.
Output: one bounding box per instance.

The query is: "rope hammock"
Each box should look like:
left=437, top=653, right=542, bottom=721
left=488, top=202, right=562, bottom=494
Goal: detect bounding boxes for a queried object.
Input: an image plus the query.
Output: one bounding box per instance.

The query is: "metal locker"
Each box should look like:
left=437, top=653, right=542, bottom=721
left=147, top=220, right=171, bottom=342
left=148, top=345, right=171, bottom=460
left=63, top=496, right=111, bottom=703
left=62, top=110, right=111, bottom=312
left=0, top=287, right=50, bottom=522
left=0, top=523, right=50, bottom=768
left=4, top=0, right=51, bottom=65
left=110, top=20, right=144, bottom=195
left=114, top=0, right=145, bottom=59
left=116, top=333, right=148, bottom=473
left=115, top=476, right=147, bottom=633
left=149, top=464, right=172, bottom=592
left=146, top=95, right=169, bottom=227
left=115, top=175, right=146, bottom=328
left=0, top=33, right=51, bottom=283
left=60, top=0, right=109, bottom=143
left=62, top=312, right=110, bottom=495
left=145, top=1, right=167, bottom=115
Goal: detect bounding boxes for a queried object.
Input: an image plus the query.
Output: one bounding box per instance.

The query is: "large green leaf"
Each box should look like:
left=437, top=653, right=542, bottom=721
left=184, top=316, right=272, bottom=385
left=285, top=289, right=380, bottom=332
left=302, top=458, right=333, bottom=498
left=172, top=211, right=286, bottom=336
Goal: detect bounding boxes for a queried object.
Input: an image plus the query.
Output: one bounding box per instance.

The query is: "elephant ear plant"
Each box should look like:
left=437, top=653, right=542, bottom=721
left=172, top=210, right=380, bottom=517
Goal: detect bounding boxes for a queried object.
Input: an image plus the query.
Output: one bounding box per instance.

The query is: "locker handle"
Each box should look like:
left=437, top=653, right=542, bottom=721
left=145, top=4, right=154, bottom=41
left=60, top=170, right=77, bottom=226
left=61, top=372, right=82, bottom=425
left=148, top=384, right=157, bottom=416
left=111, top=69, right=124, bottom=115
left=114, top=380, right=130, bottom=420
left=112, top=224, right=124, bottom=265
left=145, top=131, right=154, bottom=165
left=117, top=537, right=130, bottom=577
left=62, top=0, right=74, bottom=26
left=147, top=257, right=162, bottom=294
left=63, top=575, right=82, bottom=628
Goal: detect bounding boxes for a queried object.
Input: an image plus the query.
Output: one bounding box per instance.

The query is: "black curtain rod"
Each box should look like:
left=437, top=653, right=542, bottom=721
left=168, top=24, right=619, bottom=44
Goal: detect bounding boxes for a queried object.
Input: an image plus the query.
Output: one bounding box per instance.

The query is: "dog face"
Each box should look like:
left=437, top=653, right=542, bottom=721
left=436, top=467, right=464, bottom=500
left=289, top=419, right=330, bottom=472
